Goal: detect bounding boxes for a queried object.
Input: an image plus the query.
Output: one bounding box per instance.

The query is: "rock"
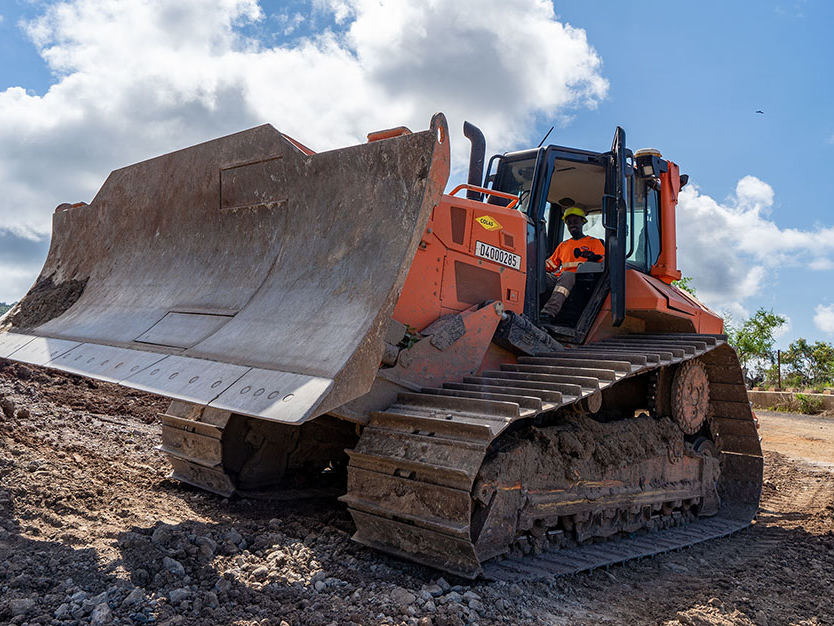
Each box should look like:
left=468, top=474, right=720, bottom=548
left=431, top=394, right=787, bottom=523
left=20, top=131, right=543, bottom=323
left=195, top=536, right=217, bottom=558
left=418, top=618, right=433, bottom=626
left=152, top=525, right=173, bottom=545
left=133, top=568, right=150, bottom=586
left=0, top=398, right=15, bottom=419
left=446, top=600, right=464, bottom=617
left=266, top=549, right=286, bottom=564
left=121, top=587, right=145, bottom=608
left=215, top=578, right=232, bottom=593
left=423, top=584, right=443, bottom=598
left=9, top=597, right=35, bottom=616
left=89, top=602, right=113, bottom=626
left=89, top=591, right=108, bottom=605
left=203, top=591, right=219, bottom=608
left=16, top=408, right=30, bottom=419
left=391, top=587, right=417, bottom=606
left=70, top=590, right=88, bottom=603
left=462, top=591, right=480, bottom=602
left=436, top=578, right=451, bottom=592
left=26, top=460, right=40, bottom=472
left=444, top=591, right=462, bottom=604
left=226, top=528, right=243, bottom=545
left=468, top=599, right=485, bottom=614
left=168, top=588, right=190, bottom=604
left=314, top=580, right=327, bottom=592
left=251, top=565, right=269, bottom=581
left=54, top=603, right=71, bottom=619
left=163, top=556, right=186, bottom=577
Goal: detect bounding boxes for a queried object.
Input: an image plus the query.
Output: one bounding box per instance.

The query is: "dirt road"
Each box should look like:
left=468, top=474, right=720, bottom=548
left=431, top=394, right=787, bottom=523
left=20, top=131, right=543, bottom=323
left=1, top=362, right=832, bottom=625
left=756, top=409, right=834, bottom=466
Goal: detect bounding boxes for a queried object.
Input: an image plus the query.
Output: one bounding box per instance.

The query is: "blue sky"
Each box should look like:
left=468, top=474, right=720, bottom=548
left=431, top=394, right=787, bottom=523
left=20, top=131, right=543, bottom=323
left=0, top=0, right=832, bottom=345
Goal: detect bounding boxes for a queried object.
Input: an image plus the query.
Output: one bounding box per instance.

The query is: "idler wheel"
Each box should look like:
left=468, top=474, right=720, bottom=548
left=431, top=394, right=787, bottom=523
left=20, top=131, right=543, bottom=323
left=671, top=360, right=710, bottom=435
left=693, top=435, right=719, bottom=459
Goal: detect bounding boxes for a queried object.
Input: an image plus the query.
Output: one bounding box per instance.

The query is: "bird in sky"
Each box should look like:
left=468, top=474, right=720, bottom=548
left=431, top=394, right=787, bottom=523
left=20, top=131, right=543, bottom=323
left=756, top=110, right=764, bottom=114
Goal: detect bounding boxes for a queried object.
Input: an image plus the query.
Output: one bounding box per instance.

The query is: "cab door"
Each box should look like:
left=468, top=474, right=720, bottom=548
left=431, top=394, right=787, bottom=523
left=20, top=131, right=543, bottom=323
left=605, top=126, right=628, bottom=326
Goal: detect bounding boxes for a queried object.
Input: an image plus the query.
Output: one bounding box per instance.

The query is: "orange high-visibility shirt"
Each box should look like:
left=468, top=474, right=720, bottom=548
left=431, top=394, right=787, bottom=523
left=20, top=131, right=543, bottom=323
left=545, top=236, right=605, bottom=274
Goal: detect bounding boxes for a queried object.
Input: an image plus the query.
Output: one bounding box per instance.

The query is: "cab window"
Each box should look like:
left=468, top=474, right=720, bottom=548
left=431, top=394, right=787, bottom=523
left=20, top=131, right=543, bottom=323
left=626, top=179, right=661, bottom=269
left=544, top=159, right=607, bottom=252
left=490, top=157, right=536, bottom=214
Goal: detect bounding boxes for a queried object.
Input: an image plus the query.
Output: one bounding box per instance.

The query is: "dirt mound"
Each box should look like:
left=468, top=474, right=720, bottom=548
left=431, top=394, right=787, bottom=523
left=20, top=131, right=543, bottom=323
left=0, top=358, right=166, bottom=422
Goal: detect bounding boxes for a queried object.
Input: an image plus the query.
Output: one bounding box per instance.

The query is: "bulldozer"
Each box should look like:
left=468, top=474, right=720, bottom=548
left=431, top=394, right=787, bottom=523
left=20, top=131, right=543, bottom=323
left=0, top=113, right=762, bottom=580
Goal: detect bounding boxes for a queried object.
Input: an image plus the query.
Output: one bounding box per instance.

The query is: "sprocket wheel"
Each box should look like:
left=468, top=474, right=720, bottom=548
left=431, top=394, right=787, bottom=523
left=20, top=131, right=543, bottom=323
left=671, top=359, right=710, bottom=435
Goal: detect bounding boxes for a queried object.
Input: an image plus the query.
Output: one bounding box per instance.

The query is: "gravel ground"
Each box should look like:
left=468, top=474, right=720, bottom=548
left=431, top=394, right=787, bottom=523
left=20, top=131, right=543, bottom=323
left=1, top=360, right=832, bottom=625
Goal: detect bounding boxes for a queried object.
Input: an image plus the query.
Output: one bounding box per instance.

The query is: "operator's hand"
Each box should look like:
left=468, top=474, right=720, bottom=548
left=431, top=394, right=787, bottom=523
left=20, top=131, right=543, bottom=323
left=577, top=250, right=603, bottom=263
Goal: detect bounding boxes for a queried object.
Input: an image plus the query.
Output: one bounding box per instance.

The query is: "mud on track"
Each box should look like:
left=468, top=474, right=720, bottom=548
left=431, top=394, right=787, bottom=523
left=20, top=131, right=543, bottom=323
left=0, top=361, right=832, bottom=625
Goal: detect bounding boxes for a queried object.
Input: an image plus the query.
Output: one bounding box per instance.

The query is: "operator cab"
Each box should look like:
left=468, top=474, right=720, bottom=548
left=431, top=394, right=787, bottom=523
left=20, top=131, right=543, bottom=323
left=485, top=130, right=664, bottom=342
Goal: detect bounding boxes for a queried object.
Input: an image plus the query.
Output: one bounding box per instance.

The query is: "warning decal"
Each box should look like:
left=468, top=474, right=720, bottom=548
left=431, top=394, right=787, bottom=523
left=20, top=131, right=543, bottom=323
left=474, top=215, right=503, bottom=231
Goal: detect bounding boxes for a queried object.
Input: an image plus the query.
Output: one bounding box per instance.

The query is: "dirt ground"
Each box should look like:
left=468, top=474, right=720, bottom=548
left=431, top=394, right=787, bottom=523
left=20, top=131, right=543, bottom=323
left=1, top=362, right=832, bottom=626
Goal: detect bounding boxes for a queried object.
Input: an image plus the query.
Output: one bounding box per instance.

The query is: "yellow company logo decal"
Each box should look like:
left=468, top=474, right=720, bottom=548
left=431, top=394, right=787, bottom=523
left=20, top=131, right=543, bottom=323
left=475, top=215, right=503, bottom=231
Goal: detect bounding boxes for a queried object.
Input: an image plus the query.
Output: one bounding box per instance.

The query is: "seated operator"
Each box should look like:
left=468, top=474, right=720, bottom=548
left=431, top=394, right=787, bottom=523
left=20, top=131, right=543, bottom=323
left=540, top=207, right=605, bottom=323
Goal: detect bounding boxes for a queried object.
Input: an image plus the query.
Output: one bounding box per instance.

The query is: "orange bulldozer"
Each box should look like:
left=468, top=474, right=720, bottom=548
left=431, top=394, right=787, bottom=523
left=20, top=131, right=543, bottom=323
left=0, top=113, right=761, bottom=579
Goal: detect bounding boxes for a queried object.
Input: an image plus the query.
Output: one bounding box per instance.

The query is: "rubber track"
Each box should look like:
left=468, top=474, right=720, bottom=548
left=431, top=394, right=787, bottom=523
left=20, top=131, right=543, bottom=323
left=342, top=334, right=763, bottom=579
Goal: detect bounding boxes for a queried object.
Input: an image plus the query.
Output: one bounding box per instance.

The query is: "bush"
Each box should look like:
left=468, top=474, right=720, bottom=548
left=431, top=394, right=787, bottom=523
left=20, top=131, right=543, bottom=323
left=795, top=393, right=824, bottom=415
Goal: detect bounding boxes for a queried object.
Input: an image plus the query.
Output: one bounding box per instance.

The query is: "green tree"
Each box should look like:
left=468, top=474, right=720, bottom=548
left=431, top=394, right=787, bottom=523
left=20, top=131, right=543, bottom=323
left=781, top=338, right=834, bottom=389
left=672, top=276, right=696, bottom=296
left=0, top=302, right=12, bottom=316
left=725, top=308, right=786, bottom=379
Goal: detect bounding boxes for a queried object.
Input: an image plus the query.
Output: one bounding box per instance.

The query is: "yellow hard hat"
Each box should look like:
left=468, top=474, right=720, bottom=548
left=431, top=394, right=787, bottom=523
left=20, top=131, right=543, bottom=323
left=562, top=207, right=587, bottom=223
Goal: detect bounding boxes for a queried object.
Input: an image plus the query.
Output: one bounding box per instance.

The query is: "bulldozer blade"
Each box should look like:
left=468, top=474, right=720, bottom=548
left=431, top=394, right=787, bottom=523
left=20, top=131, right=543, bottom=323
left=1, top=114, right=451, bottom=424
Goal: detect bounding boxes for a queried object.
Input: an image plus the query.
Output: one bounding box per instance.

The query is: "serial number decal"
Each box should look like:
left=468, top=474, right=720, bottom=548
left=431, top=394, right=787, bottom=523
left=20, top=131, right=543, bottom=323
left=474, top=215, right=503, bottom=231
left=474, top=241, right=521, bottom=270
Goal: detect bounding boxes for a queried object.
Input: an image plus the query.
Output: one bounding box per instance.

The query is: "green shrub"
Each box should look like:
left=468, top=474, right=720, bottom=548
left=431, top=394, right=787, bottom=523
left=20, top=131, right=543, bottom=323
left=795, top=393, right=824, bottom=415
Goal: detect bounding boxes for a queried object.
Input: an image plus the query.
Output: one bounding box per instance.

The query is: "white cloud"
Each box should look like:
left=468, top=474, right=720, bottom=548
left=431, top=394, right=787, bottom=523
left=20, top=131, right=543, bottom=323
left=0, top=0, right=608, bottom=245
left=677, top=176, right=834, bottom=318
left=814, top=304, right=834, bottom=335
left=827, top=133, right=834, bottom=145
left=773, top=315, right=792, bottom=340
left=810, top=258, right=834, bottom=271
left=278, top=11, right=305, bottom=36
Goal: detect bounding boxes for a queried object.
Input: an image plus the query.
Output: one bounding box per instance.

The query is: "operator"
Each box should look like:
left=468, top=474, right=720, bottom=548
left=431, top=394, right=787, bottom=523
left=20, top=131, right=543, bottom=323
left=540, top=207, right=605, bottom=323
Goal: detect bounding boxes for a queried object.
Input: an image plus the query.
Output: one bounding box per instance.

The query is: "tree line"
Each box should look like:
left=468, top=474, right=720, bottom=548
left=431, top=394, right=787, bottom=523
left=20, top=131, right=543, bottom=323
left=726, top=309, right=834, bottom=390
left=0, top=302, right=12, bottom=316
left=674, top=278, right=833, bottom=391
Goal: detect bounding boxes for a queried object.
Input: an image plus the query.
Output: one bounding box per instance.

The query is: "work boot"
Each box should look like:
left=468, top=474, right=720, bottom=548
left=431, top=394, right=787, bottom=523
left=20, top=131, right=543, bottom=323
left=541, top=272, right=575, bottom=319
left=541, top=291, right=568, bottom=318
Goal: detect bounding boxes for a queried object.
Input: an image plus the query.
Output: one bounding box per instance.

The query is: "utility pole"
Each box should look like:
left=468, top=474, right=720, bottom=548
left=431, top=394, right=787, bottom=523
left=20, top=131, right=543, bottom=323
left=777, top=349, right=782, bottom=390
